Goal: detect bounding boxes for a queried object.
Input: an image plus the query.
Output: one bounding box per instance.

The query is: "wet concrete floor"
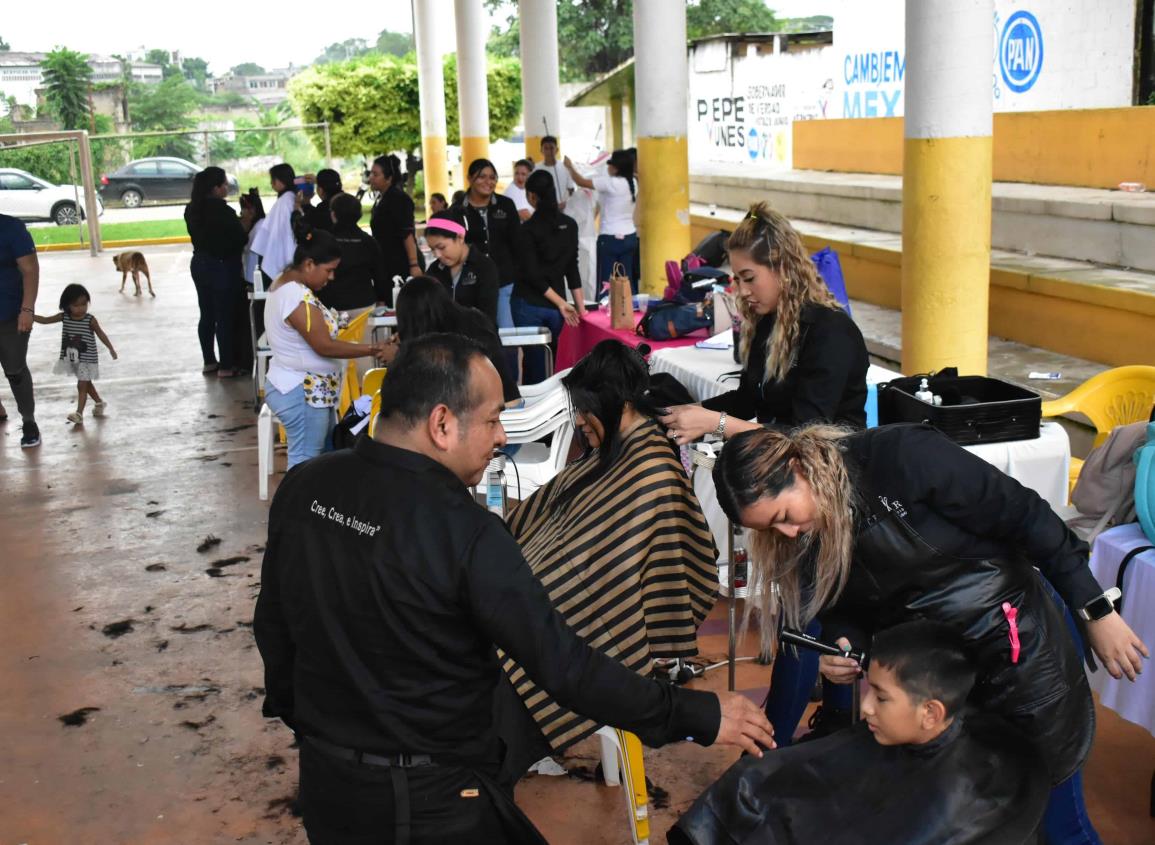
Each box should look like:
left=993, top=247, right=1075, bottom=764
left=1, top=245, right=1152, bottom=843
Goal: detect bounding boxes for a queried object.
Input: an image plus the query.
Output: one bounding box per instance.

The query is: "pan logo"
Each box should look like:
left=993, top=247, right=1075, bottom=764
left=999, top=10, right=1043, bottom=94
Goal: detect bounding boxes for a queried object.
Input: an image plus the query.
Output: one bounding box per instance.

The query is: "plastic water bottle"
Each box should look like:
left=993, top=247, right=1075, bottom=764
left=914, top=378, right=934, bottom=404
left=391, top=276, right=404, bottom=311
left=485, top=455, right=507, bottom=518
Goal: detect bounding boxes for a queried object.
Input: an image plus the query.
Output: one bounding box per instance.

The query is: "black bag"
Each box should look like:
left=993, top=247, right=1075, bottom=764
left=692, top=230, right=730, bottom=268
left=680, top=266, right=729, bottom=303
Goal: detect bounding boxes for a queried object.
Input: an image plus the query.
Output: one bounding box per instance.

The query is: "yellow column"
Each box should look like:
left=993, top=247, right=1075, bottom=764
left=634, top=0, right=690, bottom=295
left=901, top=0, right=994, bottom=375
left=414, top=0, right=448, bottom=216
left=455, top=0, right=490, bottom=185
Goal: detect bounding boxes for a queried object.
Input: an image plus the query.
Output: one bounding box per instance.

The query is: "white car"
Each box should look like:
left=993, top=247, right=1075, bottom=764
left=0, top=168, right=105, bottom=226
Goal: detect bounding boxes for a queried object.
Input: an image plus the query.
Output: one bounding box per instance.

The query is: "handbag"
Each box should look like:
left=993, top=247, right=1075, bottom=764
left=636, top=298, right=713, bottom=340
left=609, top=261, right=634, bottom=330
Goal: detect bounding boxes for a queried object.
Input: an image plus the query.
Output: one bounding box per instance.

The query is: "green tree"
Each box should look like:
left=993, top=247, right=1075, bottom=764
left=181, top=56, right=211, bottom=89
left=314, top=38, right=373, bottom=65
left=40, top=47, right=93, bottom=130
left=230, top=62, right=266, bottom=77
left=0, top=35, right=10, bottom=51
left=128, top=75, right=200, bottom=158
left=288, top=52, right=521, bottom=157
left=375, top=29, right=414, bottom=57
left=485, top=0, right=782, bottom=81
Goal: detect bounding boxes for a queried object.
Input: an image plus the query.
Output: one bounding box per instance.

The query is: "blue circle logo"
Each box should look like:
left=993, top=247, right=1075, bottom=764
left=999, top=11, right=1043, bottom=93
left=747, top=127, right=760, bottom=161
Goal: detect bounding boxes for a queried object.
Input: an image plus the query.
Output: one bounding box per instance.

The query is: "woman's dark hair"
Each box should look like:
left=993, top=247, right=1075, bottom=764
left=187, top=166, right=227, bottom=219
left=290, top=224, right=341, bottom=268
left=330, top=192, right=363, bottom=226
left=467, top=158, right=497, bottom=182
left=372, top=155, right=397, bottom=180
left=425, top=208, right=467, bottom=241
left=525, top=170, right=559, bottom=220
left=315, top=168, right=342, bottom=196
left=429, top=192, right=447, bottom=205
left=608, top=149, right=636, bottom=202
left=269, top=163, right=296, bottom=194
left=450, top=190, right=466, bottom=206
left=514, top=158, right=533, bottom=171
left=395, top=275, right=460, bottom=340
left=59, top=283, right=91, bottom=311
left=556, top=340, right=666, bottom=508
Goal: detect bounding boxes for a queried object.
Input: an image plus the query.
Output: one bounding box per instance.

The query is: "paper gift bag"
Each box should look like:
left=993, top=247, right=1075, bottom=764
left=609, top=262, right=634, bottom=329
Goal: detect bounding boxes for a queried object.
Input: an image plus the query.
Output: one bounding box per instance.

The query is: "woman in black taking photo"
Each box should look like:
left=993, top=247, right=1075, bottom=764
left=511, top=169, right=586, bottom=384
left=184, top=166, right=254, bottom=378
left=455, top=158, right=521, bottom=332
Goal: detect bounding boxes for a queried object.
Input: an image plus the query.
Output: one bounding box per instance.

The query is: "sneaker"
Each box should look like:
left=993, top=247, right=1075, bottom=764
left=67, top=411, right=83, bottom=425
left=20, top=420, right=40, bottom=447
left=92, top=401, right=107, bottom=418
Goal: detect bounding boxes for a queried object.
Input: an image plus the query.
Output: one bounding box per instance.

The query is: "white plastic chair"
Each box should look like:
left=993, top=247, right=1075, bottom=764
left=502, top=410, right=575, bottom=500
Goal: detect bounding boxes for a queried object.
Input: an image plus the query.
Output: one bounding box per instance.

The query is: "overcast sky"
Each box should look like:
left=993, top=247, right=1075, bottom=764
left=3, top=1, right=836, bottom=75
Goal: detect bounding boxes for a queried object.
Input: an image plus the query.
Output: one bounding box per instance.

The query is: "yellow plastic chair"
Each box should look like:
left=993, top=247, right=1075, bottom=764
left=1040, top=365, right=1155, bottom=495
left=368, top=391, right=382, bottom=438
left=335, top=311, right=373, bottom=416
left=362, top=367, right=387, bottom=400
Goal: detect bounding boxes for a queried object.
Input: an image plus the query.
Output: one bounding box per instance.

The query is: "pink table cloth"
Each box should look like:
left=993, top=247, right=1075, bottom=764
left=555, top=308, right=703, bottom=371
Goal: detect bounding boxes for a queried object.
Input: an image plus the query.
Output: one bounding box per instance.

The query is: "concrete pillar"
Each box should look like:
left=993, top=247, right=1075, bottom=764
left=454, top=0, right=490, bottom=182
left=634, top=0, right=691, bottom=295
left=519, top=0, right=561, bottom=158
left=608, top=97, right=624, bottom=151
left=414, top=0, right=448, bottom=215
left=901, top=0, right=993, bottom=375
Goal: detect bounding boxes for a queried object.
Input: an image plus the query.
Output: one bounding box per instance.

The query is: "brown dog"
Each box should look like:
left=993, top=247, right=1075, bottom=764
left=113, top=252, right=154, bottom=297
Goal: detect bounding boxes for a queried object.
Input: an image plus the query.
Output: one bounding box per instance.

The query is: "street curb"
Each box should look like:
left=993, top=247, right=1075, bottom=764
left=38, top=236, right=192, bottom=253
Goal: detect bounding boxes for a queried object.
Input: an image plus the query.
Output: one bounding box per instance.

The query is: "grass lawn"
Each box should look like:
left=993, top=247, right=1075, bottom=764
left=31, top=219, right=190, bottom=247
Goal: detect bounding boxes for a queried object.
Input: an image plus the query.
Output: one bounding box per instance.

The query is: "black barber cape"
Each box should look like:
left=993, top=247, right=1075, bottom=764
left=254, top=436, right=720, bottom=770
left=670, top=715, right=1049, bottom=845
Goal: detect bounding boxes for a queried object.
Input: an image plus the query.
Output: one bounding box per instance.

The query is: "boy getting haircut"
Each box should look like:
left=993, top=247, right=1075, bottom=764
left=870, top=620, right=977, bottom=716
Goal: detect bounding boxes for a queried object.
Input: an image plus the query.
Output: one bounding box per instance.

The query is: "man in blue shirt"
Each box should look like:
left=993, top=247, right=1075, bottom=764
left=0, top=213, right=41, bottom=447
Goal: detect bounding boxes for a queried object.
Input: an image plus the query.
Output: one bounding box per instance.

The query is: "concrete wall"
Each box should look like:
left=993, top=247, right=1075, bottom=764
left=794, top=107, right=1155, bottom=190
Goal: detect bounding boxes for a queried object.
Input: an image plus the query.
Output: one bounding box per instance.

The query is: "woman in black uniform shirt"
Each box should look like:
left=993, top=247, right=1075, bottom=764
left=455, top=158, right=521, bottom=332
left=320, top=193, right=388, bottom=311
left=659, top=203, right=868, bottom=443
left=425, top=211, right=500, bottom=327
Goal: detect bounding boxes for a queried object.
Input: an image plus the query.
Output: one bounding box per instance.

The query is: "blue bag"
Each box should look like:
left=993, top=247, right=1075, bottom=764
left=637, top=298, right=713, bottom=340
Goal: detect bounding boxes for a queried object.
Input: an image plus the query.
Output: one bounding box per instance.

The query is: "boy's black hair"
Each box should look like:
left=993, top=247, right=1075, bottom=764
left=59, top=283, right=91, bottom=311
left=870, top=620, right=977, bottom=717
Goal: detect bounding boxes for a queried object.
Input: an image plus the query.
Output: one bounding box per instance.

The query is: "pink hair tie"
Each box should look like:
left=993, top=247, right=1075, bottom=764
left=426, top=218, right=466, bottom=237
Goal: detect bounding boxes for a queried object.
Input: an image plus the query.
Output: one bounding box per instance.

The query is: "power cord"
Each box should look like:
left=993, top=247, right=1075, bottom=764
left=495, top=449, right=522, bottom=503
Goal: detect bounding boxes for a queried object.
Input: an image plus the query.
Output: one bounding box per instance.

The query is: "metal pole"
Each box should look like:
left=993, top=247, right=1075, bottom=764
left=77, top=131, right=101, bottom=255
left=727, top=522, right=737, bottom=692
left=323, top=122, right=332, bottom=166
left=203, top=130, right=211, bottom=165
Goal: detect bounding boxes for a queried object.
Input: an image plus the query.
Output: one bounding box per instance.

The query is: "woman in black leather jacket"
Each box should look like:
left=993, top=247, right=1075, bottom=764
left=714, top=423, right=1148, bottom=843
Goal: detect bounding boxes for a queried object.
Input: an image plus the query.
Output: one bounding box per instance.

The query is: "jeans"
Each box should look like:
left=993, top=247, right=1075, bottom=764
left=509, top=296, right=563, bottom=385
left=763, top=619, right=852, bottom=748
left=496, top=282, right=518, bottom=379
left=0, top=318, right=35, bottom=421
left=191, top=253, right=242, bottom=369
left=597, top=232, right=640, bottom=295
left=265, top=383, right=333, bottom=469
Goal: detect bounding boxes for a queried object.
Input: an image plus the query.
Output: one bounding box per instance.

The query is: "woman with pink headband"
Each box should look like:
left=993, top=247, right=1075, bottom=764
left=424, top=210, right=500, bottom=326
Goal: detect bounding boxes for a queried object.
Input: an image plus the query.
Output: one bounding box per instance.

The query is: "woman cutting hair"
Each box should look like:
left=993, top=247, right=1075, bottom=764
left=713, top=423, right=1149, bottom=842
left=496, top=340, right=718, bottom=780
left=424, top=211, right=500, bottom=326
left=659, top=203, right=868, bottom=445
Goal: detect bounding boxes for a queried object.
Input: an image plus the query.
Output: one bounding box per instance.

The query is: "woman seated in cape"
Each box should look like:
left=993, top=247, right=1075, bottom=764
left=496, top=340, right=718, bottom=781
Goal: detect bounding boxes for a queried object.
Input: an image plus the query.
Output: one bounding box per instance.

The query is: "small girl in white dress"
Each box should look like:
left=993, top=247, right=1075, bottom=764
left=35, top=283, right=118, bottom=424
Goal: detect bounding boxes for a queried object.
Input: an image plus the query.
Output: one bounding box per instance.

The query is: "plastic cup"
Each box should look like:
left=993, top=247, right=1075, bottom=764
left=636, top=293, right=650, bottom=312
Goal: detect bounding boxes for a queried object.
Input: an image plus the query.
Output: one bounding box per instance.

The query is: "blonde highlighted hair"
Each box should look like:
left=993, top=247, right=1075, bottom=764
left=730, top=203, right=840, bottom=384
left=712, top=424, right=857, bottom=658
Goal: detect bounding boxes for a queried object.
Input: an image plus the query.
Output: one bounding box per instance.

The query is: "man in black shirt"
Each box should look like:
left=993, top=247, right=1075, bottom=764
left=255, top=333, right=774, bottom=844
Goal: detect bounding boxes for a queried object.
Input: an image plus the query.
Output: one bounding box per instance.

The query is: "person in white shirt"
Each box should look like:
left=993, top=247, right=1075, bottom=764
left=251, top=163, right=299, bottom=285
left=503, top=159, right=534, bottom=221
left=533, top=136, right=575, bottom=211
left=264, top=227, right=385, bottom=467
left=564, top=149, right=640, bottom=294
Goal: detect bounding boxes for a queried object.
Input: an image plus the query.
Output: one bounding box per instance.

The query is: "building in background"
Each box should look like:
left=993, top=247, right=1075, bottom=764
left=0, top=52, right=162, bottom=112
left=209, top=67, right=302, bottom=106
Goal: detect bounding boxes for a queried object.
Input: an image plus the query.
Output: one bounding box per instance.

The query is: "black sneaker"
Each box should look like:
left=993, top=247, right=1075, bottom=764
left=20, top=420, right=41, bottom=448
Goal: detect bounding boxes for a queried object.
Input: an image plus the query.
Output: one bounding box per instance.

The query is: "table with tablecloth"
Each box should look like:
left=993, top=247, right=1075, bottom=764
left=1087, top=523, right=1155, bottom=737
left=555, top=308, right=699, bottom=371
left=648, top=343, right=1073, bottom=567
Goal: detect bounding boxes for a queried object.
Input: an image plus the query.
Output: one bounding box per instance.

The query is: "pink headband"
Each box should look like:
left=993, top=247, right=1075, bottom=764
left=426, top=218, right=466, bottom=237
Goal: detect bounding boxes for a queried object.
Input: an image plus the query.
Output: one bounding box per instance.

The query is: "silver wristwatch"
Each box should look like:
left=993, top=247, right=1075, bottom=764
left=713, top=412, right=727, bottom=438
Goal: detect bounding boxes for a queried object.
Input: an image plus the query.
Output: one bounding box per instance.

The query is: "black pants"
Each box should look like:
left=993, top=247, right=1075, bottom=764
left=190, top=254, right=242, bottom=369
left=299, top=741, right=513, bottom=845
left=0, top=318, right=35, bottom=421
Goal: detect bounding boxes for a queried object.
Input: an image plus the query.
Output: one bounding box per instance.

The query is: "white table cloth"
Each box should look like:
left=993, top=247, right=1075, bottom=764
left=1087, top=522, right=1155, bottom=736
left=651, top=345, right=1073, bottom=565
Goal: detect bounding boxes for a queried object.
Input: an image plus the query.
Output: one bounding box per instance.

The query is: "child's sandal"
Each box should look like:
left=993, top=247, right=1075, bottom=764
left=67, top=412, right=83, bottom=425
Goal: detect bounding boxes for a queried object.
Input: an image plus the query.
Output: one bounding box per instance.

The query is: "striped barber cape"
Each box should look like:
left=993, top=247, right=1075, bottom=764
left=501, top=418, right=718, bottom=753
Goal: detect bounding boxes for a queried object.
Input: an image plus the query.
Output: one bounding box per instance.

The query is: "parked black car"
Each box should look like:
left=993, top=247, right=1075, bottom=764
left=99, top=157, right=238, bottom=207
